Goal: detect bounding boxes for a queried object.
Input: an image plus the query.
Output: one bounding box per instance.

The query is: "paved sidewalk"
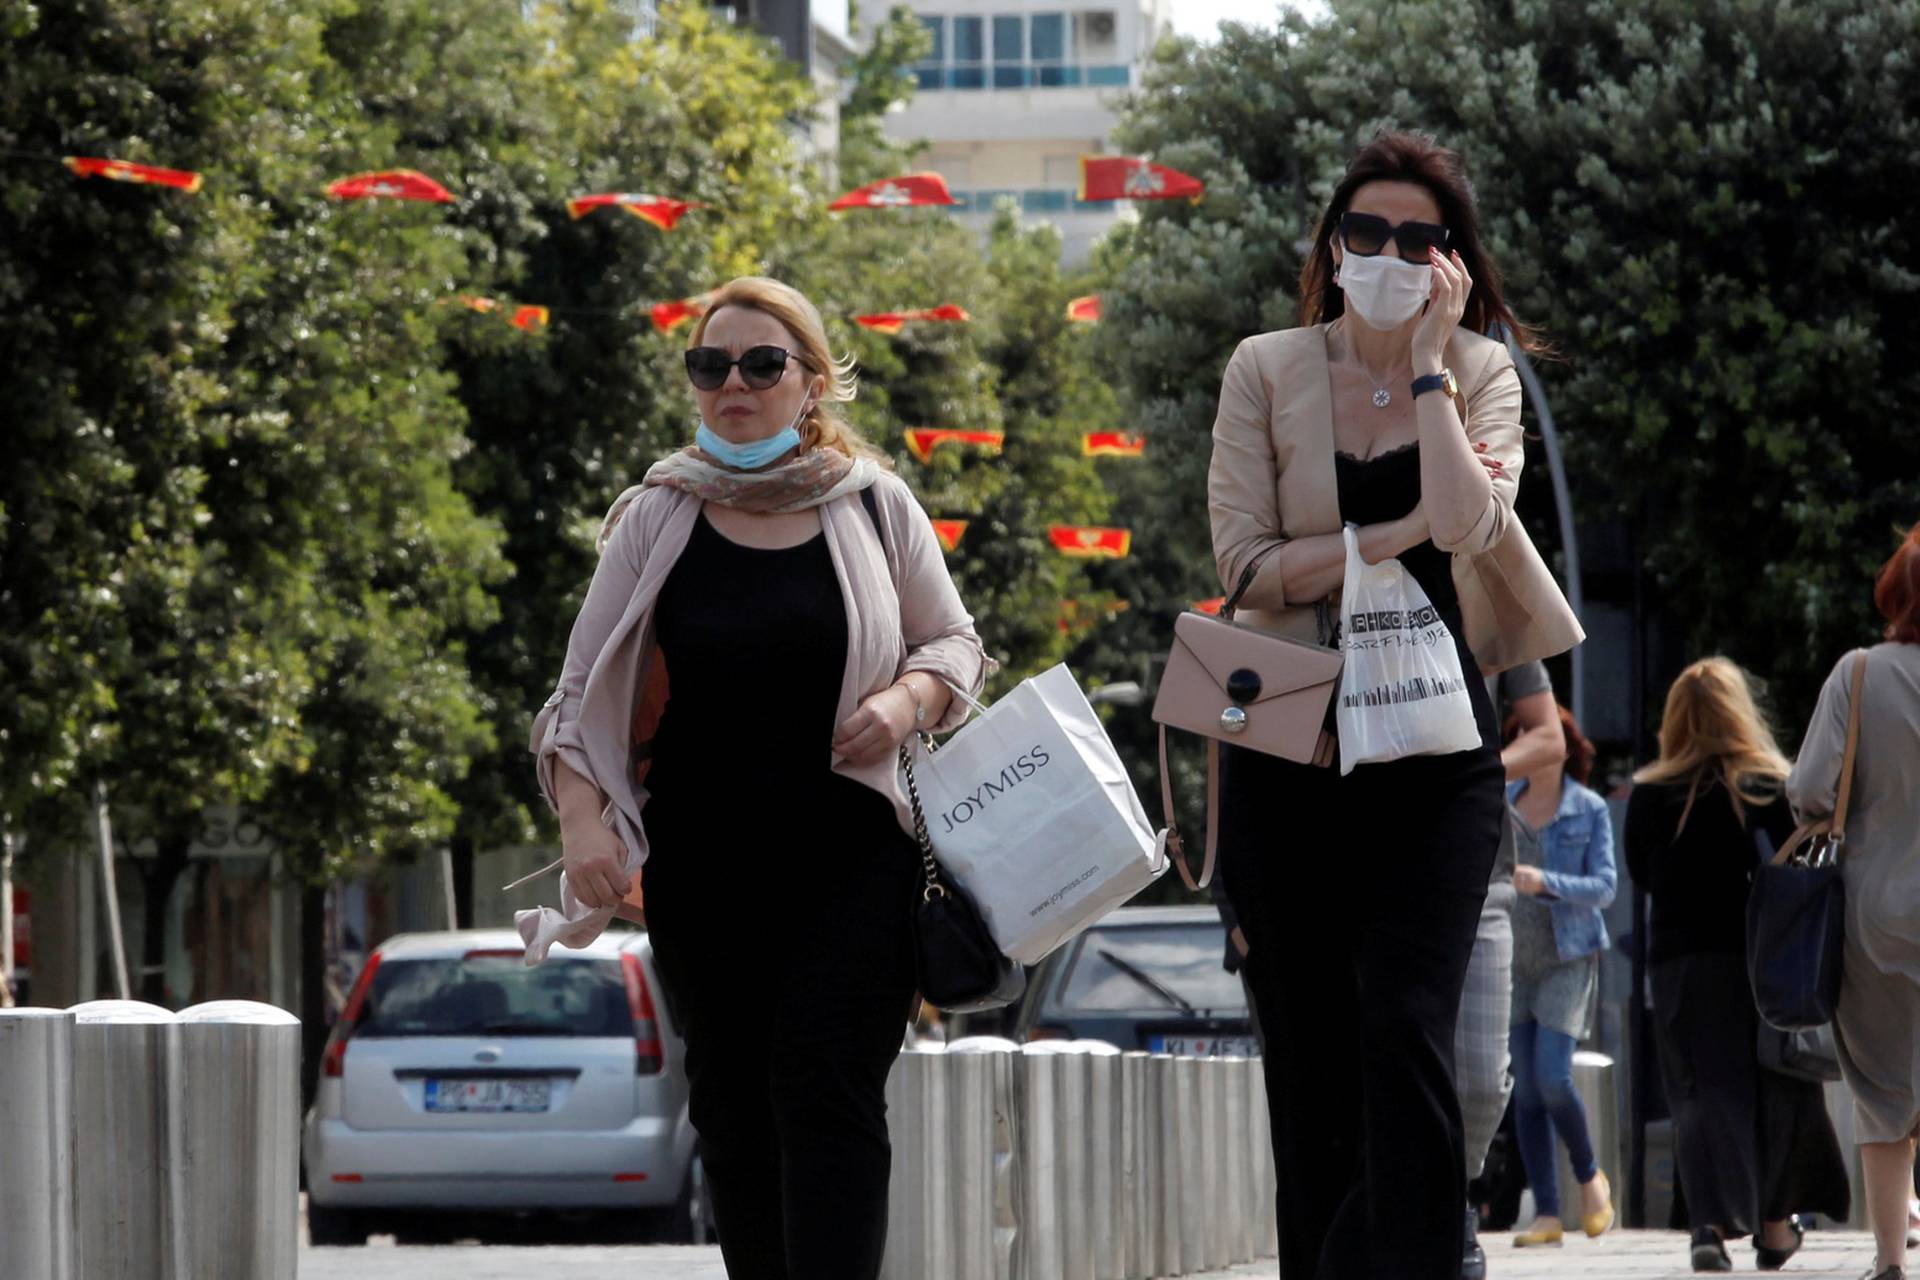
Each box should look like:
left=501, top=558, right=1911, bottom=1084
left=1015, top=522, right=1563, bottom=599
left=298, top=1230, right=1882, bottom=1278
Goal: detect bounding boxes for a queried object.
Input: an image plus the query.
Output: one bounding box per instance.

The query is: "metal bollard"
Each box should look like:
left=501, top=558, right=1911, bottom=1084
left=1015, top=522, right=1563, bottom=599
left=1555, top=1050, right=1621, bottom=1225
left=947, top=1040, right=1018, bottom=1280
left=882, top=1048, right=952, bottom=1280
left=1248, top=1064, right=1277, bottom=1255
left=72, top=1000, right=177, bottom=1280
left=1014, top=1044, right=1066, bottom=1280
left=1195, top=1057, right=1227, bottom=1269
left=1173, top=1056, right=1206, bottom=1274
left=1119, top=1052, right=1156, bottom=1280
left=1069, top=1044, right=1124, bottom=1280
left=171, top=1001, right=300, bottom=1280
left=0, top=1008, right=78, bottom=1280
left=1219, top=1057, right=1254, bottom=1264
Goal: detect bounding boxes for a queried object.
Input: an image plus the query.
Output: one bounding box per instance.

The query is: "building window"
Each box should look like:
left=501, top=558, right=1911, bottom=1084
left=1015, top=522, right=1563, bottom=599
left=915, top=15, right=946, bottom=90
left=992, top=16, right=1027, bottom=87
left=951, top=15, right=986, bottom=89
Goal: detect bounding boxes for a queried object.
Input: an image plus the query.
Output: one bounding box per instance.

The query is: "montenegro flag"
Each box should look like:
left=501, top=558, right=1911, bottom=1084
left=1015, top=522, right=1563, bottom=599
left=565, top=192, right=703, bottom=230
left=1079, top=155, right=1204, bottom=203
left=829, top=172, right=959, bottom=211
left=326, top=169, right=456, bottom=204
left=903, top=428, right=1004, bottom=464
left=929, top=520, right=969, bottom=552
left=1194, top=597, right=1226, bottom=616
left=1048, top=526, right=1133, bottom=558
left=509, top=305, right=550, bottom=332
left=63, top=156, right=203, bottom=193
left=1065, top=294, right=1102, bottom=323
left=651, top=292, right=715, bottom=333
left=1082, top=432, right=1145, bottom=458
left=853, top=304, right=972, bottom=334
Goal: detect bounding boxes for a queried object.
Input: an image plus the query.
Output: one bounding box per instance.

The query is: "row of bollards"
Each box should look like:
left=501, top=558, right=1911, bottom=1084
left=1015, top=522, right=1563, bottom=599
left=0, top=1000, right=301, bottom=1280
left=881, top=1040, right=1278, bottom=1280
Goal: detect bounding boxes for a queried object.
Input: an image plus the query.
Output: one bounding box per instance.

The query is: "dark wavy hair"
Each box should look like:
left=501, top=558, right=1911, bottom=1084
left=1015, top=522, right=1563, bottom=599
left=1504, top=703, right=1595, bottom=786
left=1297, top=130, right=1543, bottom=354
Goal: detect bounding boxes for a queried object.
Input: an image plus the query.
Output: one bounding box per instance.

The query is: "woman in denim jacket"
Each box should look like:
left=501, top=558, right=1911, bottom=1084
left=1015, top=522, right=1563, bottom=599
left=1506, top=704, right=1619, bottom=1248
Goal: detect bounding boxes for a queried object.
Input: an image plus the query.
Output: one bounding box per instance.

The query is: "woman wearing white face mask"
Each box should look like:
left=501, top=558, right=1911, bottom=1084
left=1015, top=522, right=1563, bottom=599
left=521, top=276, right=990, bottom=1278
left=1207, top=132, right=1582, bottom=1279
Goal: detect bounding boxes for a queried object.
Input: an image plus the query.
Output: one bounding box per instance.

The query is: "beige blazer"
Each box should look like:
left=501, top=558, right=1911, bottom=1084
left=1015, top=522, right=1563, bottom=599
left=1208, top=322, right=1583, bottom=673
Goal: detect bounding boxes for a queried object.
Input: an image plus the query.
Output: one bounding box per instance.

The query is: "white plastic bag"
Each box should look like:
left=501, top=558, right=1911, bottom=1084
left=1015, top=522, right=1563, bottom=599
left=905, top=664, right=1165, bottom=965
left=1334, top=524, right=1480, bottom=774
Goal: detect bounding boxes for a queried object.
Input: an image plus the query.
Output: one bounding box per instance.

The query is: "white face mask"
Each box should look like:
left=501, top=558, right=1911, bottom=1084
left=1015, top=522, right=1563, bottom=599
left=1336, top=249, right=1431, bottom=331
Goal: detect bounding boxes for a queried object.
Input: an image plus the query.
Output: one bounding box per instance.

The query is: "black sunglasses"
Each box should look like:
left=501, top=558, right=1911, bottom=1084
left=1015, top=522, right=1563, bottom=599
left=684, top=344, right=812, bottom=392
left=1338, top=211, right=1450, bottom=264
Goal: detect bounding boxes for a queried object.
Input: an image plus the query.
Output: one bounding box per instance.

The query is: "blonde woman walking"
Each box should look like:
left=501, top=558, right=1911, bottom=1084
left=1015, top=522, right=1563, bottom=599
left=1626, top=659, right=1849, bottom=1272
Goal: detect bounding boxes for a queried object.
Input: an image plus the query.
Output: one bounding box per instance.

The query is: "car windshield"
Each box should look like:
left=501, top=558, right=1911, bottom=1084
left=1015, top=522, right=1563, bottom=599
left=1052, top=923, right=1246, bottom=1015
left=355, top=954, right=633, bottom=1038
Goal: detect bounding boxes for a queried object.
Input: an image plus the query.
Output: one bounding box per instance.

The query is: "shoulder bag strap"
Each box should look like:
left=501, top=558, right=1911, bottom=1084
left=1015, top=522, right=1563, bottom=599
left=1771, top=649, right=1868, bottom=867
left=1221, top=539, right=1288, bottom=621
left=1159, top=725, right=1218, bottom=891
left=1829, top=648, right=1868, bottom=841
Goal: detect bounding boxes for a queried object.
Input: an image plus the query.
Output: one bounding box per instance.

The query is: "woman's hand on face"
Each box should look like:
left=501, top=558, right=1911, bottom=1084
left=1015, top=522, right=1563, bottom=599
left=1412, top=248, right=1472, bottom=373
left=1514, top=864, right=1548, bottom=897
left=833, top=684, right=917, bottom=766
left=561, top=818, right=631, bottom=910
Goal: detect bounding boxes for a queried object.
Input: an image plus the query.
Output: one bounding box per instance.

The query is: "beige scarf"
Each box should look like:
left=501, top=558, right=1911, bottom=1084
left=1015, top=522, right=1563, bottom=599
left=596, top=446, right=881, bottom=552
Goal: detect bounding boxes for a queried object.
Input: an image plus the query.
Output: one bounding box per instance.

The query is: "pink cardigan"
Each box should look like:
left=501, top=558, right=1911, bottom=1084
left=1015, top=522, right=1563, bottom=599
left=517, top=473, right=990, bottom=961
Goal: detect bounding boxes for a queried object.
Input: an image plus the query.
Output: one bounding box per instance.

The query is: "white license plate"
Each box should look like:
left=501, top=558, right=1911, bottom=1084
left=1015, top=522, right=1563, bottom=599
left=424, top=1077, right=552, bottom=1113
left=1149, top=1035, right=1259, bottom=1058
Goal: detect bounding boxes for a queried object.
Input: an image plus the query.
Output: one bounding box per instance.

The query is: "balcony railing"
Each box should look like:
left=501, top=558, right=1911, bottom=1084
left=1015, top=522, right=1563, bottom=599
left=914, top=63, right=1132, bottom=91
left=949, top=188, right=1124, bottom=215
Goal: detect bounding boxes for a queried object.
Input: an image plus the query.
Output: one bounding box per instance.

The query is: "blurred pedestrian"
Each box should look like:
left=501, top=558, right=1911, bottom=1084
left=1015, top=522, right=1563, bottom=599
left=1207, top=130, right=1582, bottom=1279
left=522, top=275, right=990, bottom=1280
left=1787, top=521, right=1920, bottom=1280
left=1455, top=659, right=1565, bottom=1279
left=1505, top=704, right=1617, bottom=1247
left=1628, top=658, right=1850, bottom=1272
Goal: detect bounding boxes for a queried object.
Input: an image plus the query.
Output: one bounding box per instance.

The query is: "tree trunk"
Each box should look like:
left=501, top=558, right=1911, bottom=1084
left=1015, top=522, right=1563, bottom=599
left=137, top=831, right=193, bottom=1006
left=299, top=880, right=327, bottom=1111
left=450, top=832, right=475, bottom=929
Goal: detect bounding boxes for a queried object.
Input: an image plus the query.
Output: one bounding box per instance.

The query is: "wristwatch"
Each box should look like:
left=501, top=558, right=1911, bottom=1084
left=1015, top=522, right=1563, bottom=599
left=1411, top=368, right=1458, bottom=400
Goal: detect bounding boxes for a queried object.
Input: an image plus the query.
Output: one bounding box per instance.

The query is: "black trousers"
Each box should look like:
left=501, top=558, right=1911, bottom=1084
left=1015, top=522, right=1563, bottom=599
left=1650, top=952, right=1851, bottom=1237
left=642, top=799, right=918, bottom=1280
left=1219, top=741, right=1504, bottom=1280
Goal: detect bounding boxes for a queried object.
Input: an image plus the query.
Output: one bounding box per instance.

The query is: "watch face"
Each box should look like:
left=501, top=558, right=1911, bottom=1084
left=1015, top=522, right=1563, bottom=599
left=1442, top=369, right=1459, bottom=397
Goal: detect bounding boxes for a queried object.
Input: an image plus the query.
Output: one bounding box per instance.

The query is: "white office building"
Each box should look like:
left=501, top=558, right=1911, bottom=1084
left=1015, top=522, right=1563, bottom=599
left=881, top=0, right=1174, bottom=263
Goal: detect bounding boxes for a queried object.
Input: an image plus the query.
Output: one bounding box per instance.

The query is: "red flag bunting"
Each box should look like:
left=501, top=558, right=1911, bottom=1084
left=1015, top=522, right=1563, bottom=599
left=1048, top=526, right=1132, bottom=558
left=1066, top=294, right=1102, bottom=323
left=450, top=296, right=549, bottom=332
left=1082, top=432, right=1145, bottom=457
left=565, top=192, right=703, bottom=230
left=1194, top=597, right=1226, bottom=616
left=929, top=520, right=969, bottom=552
left=650, top=292, right=715, bottom=334
left=1079, top=155, right=1205, bottom=203
left=853, top=304, right=972, bottom=334
left=904, top=429, right=1004, bottom=464
left=63, top=156, right=203, bottom=193
left=829, top=172, right=958, bottom=211
left=326, top=169, right=456, bottom=203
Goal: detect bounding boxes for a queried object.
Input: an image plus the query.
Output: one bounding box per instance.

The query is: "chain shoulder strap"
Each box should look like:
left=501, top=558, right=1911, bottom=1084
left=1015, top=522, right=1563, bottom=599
left=898, top=739, right=947, bottom=902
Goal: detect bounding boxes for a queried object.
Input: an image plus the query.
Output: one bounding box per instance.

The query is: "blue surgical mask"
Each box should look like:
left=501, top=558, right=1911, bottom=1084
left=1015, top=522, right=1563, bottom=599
left=694, top=398, right=812, bottom=471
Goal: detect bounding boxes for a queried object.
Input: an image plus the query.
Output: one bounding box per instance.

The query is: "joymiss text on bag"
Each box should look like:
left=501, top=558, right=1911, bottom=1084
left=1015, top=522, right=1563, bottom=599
left=938, top=744, right=1053, bottom=835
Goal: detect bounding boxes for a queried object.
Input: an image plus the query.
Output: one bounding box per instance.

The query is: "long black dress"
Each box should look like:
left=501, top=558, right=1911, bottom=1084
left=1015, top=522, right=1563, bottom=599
left=1218, top=443, right=1506, bottom=1280
left=1625, top=779, right=1851, bottom=1238
left=639, top=511, right=918, bottom=1280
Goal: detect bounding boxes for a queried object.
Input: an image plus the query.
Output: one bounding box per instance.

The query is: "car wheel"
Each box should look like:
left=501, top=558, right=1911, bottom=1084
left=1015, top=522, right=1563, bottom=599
left=307, top=1203, right=370, bottom=1247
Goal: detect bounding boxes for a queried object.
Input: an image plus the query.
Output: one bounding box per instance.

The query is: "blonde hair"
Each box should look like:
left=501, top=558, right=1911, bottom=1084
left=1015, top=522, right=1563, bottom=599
left=1632, top=657, right=1792, bottom=833
left=688, top=276, right=882, bottom=462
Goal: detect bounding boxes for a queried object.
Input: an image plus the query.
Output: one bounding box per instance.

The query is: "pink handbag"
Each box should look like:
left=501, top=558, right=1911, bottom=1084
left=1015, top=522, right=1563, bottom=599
left=1151, top=545, right=1342, bottom=888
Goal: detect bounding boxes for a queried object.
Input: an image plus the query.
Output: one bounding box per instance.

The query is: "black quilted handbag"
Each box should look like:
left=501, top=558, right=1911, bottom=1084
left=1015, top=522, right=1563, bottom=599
left=899, top=742, right=1025, bottom=1014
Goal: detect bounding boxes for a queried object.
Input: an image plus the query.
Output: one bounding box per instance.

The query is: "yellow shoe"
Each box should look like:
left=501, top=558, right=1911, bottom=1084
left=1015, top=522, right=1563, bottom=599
left=1513, top=1222, right=1564, bottom=1247
left=1582, top=1170, right=1616, bottom=1237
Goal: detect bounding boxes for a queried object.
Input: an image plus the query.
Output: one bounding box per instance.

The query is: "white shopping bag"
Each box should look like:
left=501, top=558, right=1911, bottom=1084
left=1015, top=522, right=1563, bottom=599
left=905, top=664, right=1165, bottom=966
left=1334, top=524, right=1480, bottom=775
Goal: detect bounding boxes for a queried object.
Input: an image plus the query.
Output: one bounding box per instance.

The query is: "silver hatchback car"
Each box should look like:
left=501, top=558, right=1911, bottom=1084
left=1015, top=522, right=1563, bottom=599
left=302, top=927, right=705, bottom=1245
